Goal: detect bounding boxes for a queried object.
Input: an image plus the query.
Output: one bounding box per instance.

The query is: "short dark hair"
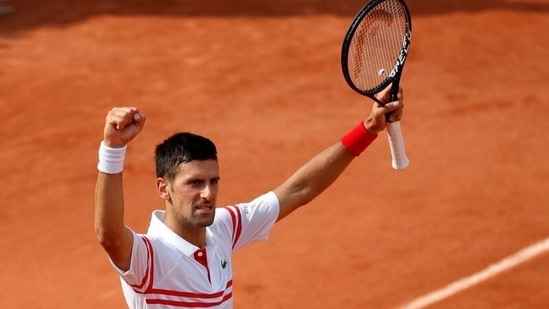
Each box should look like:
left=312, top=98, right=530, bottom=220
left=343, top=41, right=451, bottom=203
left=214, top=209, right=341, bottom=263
left=155, top=132, right=217, bottom=179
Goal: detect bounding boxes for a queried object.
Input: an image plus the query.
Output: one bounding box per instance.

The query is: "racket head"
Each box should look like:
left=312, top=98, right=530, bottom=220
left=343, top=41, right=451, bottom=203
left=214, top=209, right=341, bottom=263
left=341, top=0, right=412, bottom=101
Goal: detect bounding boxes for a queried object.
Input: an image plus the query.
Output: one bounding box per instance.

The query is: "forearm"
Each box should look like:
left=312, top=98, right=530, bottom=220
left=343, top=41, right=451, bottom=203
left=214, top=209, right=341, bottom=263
left=94, top=172, right=127, bottom=247
left=274, top=142, right=355, bottom=220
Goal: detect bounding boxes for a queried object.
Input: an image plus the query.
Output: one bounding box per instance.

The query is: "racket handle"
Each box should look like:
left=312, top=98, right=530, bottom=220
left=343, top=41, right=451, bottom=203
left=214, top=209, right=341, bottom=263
left=386, top=121, right=409, bottom=170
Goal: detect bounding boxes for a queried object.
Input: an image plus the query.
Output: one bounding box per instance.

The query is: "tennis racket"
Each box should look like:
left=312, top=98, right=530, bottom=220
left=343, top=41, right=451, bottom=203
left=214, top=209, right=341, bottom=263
left=341, top=0, right=412, bottom=170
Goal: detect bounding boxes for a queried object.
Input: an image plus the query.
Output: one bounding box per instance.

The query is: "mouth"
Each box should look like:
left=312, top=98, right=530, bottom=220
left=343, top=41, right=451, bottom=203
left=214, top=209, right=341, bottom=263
left=194, top=204, right=213, bottom=214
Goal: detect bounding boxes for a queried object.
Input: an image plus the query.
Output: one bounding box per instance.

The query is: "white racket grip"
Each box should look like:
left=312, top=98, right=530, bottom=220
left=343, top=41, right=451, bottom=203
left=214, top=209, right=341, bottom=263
left=386, top=121, right=409, bottom=170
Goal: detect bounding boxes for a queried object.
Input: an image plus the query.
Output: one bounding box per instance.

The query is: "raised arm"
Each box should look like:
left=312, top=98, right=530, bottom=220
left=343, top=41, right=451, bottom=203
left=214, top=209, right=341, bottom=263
left=273, top=87, right=404, bottom=221
left=94, top=107, right=146, bottom=271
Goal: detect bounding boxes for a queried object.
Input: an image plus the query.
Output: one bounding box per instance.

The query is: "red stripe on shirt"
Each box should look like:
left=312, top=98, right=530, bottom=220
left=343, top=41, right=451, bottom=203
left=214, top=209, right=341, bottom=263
left=145, top=281, right=233, bottom=306
left=146, top=280, right=233, bottom=298
left=146, top=291, right=232, bottom=307
left=130, top=236, right=154, bottom=293
left=226, top=206, right=242, bottom=249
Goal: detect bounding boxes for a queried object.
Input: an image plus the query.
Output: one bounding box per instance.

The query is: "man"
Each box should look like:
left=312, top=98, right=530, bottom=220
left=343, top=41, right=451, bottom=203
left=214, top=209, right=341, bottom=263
left=94, top=86, right=404, bottom=308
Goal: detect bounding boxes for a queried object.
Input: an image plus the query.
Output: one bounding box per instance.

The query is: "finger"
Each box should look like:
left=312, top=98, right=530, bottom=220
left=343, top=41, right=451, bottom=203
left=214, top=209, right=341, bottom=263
left=383, top=100, right=401, bottom=112
left=388, top=107, right=403, bottom=122
left=388, top=99, right=405, bottom=122
left=393, top=88, right=404, bottom=104
left=107, top=113, right=127, bottom=130
left=389, top=88, right=404, bottom=122
left=107, top=107, right=140, bottom=130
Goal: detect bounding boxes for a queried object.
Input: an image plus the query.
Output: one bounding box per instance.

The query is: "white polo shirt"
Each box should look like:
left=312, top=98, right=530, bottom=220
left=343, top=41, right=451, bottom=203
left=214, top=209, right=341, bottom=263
left=110, top=191, right=280, bottom=309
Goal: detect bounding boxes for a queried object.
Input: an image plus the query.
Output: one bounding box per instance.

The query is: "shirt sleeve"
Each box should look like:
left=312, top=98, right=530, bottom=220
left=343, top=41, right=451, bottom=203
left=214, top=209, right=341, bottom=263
left=108, top=231, right=153, bottom=293
left=218, top=191, right=280, bottom=251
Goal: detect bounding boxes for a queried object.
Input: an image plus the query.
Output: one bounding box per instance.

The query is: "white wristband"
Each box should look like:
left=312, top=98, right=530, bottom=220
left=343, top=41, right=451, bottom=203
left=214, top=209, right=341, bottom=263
left=97, top=141, right=127, bottom=174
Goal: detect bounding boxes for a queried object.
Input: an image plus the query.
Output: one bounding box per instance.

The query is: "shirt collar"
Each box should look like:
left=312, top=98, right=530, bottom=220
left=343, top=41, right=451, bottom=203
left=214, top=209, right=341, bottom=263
left=148, top=210, right=216, bottom=257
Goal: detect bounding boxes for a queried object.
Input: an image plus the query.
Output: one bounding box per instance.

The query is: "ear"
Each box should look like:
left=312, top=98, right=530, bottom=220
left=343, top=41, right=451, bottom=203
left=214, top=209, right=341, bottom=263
left=156, top=177, right=171, bottom=201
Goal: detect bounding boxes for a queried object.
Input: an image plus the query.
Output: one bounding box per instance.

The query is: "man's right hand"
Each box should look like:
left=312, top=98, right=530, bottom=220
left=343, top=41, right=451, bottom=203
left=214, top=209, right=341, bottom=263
left=103, top=107, right=146, bottom=148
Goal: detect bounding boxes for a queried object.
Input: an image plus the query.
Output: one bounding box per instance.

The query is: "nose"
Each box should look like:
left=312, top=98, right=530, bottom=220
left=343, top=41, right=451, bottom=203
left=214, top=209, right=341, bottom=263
left=200, top=184, right=215, bottom=201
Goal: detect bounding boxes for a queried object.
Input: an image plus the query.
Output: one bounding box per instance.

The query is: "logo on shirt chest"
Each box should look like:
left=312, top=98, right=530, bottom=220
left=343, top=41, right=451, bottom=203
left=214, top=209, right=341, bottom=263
left=221, top=260, right=228, bottom=269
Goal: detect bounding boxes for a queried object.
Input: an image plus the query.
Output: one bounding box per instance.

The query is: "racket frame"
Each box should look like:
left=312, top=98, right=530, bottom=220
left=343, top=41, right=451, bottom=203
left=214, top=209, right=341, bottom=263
left=341, top=0, right=412, bottom=105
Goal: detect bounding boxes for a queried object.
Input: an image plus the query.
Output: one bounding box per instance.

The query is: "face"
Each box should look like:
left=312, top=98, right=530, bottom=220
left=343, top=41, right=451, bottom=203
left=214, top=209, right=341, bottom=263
left=157, top=159, right=220, bottom=231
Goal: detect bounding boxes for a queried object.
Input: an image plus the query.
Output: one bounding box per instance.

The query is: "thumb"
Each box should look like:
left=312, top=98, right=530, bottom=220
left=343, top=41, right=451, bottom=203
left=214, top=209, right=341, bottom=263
left=124, top=112, right=146, bottom=140
left=133, top=112, right=146, bottom=130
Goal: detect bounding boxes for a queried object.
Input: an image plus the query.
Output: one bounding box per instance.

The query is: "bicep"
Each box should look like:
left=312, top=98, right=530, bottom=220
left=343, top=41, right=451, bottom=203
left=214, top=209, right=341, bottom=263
left=273, top=183, right=306, bottom=222
left=102, top=226, right=134, bottom=272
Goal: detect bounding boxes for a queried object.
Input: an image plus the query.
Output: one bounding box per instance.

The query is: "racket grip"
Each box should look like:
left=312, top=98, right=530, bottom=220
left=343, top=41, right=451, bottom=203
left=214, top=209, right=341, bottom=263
left=386, top=121, right=409, bottom=170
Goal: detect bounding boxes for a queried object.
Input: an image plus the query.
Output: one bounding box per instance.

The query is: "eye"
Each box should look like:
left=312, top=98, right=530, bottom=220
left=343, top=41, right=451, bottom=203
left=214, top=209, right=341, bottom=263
left=189, top=179, right=204, bottom=187
left=211, top=178, right=219, bottom=185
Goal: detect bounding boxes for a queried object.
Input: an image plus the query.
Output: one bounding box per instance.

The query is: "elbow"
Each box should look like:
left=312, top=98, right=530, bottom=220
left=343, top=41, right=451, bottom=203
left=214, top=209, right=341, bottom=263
left=95, top=225, right=122, bottom=249
left=297, top=181, right=327, bottom=205
left=290, top=187, right=316, bottom=208
left=95, top=226, right=111, bottom=247
left=297, top=192, right=315, bottom=207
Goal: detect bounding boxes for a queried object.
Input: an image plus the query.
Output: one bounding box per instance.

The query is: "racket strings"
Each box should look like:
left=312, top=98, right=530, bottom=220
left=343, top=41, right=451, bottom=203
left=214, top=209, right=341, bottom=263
left=348, top=0, right=409, bottom=92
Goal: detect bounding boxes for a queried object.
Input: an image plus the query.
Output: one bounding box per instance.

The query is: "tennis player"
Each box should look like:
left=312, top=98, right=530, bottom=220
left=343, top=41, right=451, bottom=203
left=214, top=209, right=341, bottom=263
left=94, top=86, right=404, bottom=308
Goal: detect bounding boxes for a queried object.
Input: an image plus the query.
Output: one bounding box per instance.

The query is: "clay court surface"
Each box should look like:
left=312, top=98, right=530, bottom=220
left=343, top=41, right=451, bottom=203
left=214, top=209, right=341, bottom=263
left=1, top=0, right=549, bottom=308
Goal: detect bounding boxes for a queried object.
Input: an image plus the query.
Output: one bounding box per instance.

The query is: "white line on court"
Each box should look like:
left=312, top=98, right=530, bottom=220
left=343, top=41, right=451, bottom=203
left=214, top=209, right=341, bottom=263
left=397, top=237, right=549, bottom=309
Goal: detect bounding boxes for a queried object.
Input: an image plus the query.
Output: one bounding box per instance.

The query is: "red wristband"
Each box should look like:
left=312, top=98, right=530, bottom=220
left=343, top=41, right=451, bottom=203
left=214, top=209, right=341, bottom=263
left=340, top=122, right=378, bottom=156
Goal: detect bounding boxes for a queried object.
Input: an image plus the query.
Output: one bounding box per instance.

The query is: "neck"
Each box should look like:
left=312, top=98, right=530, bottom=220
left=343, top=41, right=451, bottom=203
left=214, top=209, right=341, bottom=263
left=179, top=230, right=206, bottom=248
left=164, top=214, right=207, bottom=248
